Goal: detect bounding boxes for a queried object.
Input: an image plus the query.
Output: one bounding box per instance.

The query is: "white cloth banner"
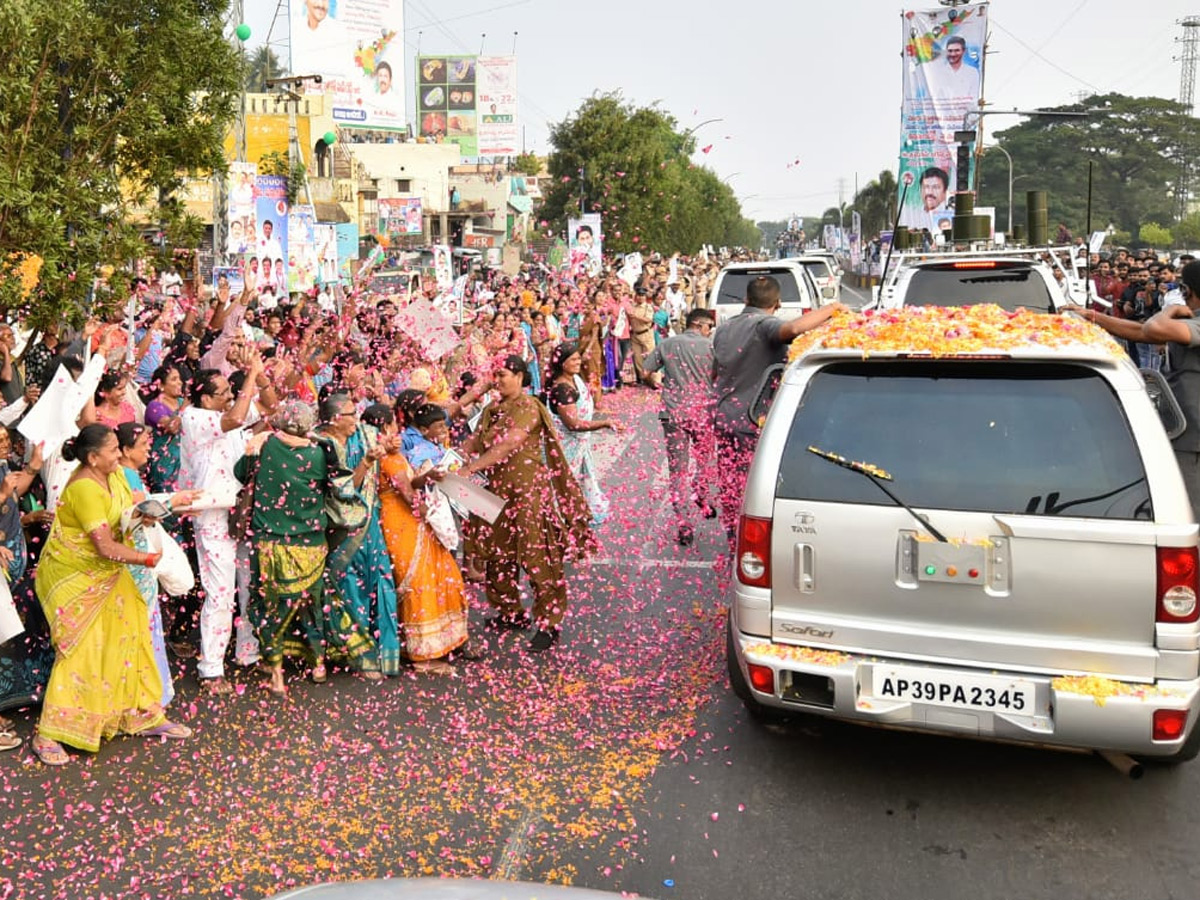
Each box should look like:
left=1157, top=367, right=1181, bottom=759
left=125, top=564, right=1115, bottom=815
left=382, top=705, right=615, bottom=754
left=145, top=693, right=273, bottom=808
left=395, top=294, right=460, bottom=361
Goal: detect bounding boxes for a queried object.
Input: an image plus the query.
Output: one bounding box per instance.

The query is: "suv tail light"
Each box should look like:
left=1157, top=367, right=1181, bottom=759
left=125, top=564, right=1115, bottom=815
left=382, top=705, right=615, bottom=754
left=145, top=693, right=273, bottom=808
left=1156, top=547, right=1199, bottom=623
left=1153, top=709, right=1188, bottom=741
left=737, top=515, right=772, bottom=588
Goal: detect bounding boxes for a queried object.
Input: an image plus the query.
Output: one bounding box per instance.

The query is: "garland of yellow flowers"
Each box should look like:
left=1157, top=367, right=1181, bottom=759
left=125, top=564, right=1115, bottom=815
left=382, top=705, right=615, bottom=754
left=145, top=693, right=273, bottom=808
left=789, top=304, right=1126, bottom=362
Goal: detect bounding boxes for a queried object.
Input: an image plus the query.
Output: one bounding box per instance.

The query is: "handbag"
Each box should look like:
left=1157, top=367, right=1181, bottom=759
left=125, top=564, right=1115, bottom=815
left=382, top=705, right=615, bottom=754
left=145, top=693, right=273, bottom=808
left=148, top=523, right=195, bottom=596
left=423, top=485, right=460, bottom=551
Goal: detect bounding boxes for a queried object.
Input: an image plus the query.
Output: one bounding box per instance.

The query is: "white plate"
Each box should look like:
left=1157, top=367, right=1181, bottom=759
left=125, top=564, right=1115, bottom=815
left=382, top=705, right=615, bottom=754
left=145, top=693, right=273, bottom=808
left=867, top=664, right=1043, bottom=715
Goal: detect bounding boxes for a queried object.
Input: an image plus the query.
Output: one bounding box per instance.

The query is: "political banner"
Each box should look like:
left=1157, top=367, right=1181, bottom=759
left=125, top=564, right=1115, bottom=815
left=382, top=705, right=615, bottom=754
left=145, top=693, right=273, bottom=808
left=287, top=205, right=318, bottom=294
left=212, top=266, right=245, bottom=298
left=252, top=176, right=289, bottom=300
left=433, top=245, right=454, bottom=290
left=225, top=161, right=258, bottom=257
left=477, top=56, right=519, bottom=157
left=897, top=4, right=988, bottom=232
left=379, top=197, right=424, bottom=235
left=416, top=56, right=478, bottom=155
left=291, top=0, right=405, bottom=131
left=335, top=223, right=359, bottom=283
left=568, top=214, right=602, bottom=277
left=395, top=294, right=460, bottom=361
left=312, top=224, right=339, bottom=285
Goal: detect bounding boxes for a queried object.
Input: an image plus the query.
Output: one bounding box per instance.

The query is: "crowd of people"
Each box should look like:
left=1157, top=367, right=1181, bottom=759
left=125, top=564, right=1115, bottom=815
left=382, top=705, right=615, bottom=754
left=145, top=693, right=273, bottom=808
left=0, top=246, right=807, bottom=767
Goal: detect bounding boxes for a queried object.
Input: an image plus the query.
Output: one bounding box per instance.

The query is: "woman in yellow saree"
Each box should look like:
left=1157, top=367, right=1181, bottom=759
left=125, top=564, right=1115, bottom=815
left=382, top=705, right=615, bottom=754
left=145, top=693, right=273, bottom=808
left=32, top=425, right=196, bottom=765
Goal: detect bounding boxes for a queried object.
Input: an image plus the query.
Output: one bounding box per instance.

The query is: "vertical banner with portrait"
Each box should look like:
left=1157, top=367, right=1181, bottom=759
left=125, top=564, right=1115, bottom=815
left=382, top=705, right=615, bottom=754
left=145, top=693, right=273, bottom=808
left=567, top=214, right=603, bottom=277
left=287, top=205, right=318, bottom=294
left=416, top=56, right=478, bottom=155
left=225, top=161, right=258, bottom=257
left=897, top=3, right=988, bottom=232
left=252, top=176, right=289, bottom=301
left=477, top=56, right=519, bottom=157
left=379, top=197, right=424, bottom=236
left=335, top=223, right=359, bottom=284
left=212, top=266, right=246, bottom=300
left=291, top=0, right=405, bottom=132
left=312, top=224, right=339, bottom=285
left=433, top=244, right=454, bottom=290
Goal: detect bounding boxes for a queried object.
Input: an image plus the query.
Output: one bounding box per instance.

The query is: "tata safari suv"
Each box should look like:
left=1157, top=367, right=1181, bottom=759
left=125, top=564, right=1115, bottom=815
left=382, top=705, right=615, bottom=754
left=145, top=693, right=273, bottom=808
left=726, top=307, right=1200, bottom=763
left=710, top=261, right=832, bottom=324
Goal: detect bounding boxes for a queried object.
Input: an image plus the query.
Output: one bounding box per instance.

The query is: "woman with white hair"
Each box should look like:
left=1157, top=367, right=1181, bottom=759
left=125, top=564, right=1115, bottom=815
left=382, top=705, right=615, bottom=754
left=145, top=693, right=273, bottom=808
left=235, top=400, right=376, bottom=696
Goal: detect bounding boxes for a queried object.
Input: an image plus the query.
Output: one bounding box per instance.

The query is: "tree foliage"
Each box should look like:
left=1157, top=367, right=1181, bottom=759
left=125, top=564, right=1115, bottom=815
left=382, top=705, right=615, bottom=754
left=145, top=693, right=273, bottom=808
left=0, top=0, right=243, bottom=324
left=848, top=169, right=899, bottom=238
left=512, top=153, right=542, bottom=177
left=246, top=45, right=286, bottom=94
left=1139, top=222, right=1173, bottom=248
left=540, top=92, right=759, bottom=254
left=976, top=93, right=1200, bottom=242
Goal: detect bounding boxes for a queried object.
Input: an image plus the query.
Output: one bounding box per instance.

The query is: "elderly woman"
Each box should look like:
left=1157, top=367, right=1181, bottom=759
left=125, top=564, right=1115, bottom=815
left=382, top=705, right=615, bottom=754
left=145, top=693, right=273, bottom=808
left=316, top=393, right=399, bottom=678
left=460, top=356, right=595, bottom=652
left=31, top=425, right=195, bottom=766
left=235, top=401, right=375, bottom=695
left=545, top=342, right=616, bottom=526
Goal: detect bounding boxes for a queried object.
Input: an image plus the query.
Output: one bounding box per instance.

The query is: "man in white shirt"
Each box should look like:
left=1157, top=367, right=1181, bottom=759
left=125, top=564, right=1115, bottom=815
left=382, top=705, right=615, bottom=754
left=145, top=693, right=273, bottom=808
left=258, top=219, right=283, bottom=265
left=928, top=36, right=979, bottom=103
left=179, top=354, right=271, bottom=694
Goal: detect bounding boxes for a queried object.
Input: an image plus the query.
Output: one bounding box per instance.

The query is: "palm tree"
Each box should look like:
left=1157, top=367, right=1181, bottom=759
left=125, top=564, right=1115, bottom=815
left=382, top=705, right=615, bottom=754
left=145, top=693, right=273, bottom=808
left=246, top=46, right=286, bottom=93
left=849, top=169, right=899, bottom=238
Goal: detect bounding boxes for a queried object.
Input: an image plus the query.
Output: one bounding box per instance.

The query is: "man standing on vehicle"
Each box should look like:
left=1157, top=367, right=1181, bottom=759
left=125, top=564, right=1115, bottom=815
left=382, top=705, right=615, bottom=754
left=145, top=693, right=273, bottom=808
left=711, top=276, right=845, bottom=550
left=644, top=308, right=719, bottom=547
left=1072, top=259, right=1200, bottom=517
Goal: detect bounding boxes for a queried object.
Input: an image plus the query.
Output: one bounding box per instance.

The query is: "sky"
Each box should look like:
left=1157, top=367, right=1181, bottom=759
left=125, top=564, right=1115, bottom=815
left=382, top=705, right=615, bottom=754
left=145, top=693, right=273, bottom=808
left=250, top=0, right=1199, bottom=223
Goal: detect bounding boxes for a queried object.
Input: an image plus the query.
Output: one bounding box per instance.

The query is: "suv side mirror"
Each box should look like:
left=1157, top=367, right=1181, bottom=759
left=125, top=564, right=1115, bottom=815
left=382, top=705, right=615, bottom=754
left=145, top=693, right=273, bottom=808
left=749, top=363, right=786, bottom=429
left=821, top=286, right=836, bottom=299
left=1142, top=369, right=1186, bottom=440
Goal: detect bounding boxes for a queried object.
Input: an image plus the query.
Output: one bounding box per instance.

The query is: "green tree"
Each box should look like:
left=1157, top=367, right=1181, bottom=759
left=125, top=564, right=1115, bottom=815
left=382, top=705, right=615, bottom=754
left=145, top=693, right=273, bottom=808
left=246, top=45, right=286, bottom=93
left=849, top=169, right=899, bottom=238
left=541, top=92, right=756, bottom=254
left=1176, top=213, right=1200, bottom=249
left=975, top=93, right=1200, bottom=241
left=0, top=0, right=243, bottom=324
left=1139, top=222, right=1173, bottom=248
left=512, top=153, right=542, bottom=177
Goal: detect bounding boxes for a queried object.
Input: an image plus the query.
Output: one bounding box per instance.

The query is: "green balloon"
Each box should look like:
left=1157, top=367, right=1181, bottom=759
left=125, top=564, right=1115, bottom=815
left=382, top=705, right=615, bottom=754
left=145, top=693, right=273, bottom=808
left=235, top=23, right=251, bottom=41
left=323, top=131, right=338, bottom=145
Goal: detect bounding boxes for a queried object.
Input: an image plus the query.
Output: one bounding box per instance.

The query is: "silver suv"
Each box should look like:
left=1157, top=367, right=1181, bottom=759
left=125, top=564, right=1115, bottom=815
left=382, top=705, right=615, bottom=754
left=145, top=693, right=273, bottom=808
left=727, top=318, right=1200, bottom=763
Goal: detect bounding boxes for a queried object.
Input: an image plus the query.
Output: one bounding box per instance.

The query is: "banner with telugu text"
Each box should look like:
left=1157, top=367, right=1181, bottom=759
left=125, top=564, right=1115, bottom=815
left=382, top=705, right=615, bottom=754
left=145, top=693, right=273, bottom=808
left=897, top=3, right=988, bottom=233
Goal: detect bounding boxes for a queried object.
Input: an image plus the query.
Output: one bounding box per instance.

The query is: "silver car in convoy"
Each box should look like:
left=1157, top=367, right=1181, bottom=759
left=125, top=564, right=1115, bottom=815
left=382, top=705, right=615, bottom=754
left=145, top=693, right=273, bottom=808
left=727, top=336, right=1200, bottom=764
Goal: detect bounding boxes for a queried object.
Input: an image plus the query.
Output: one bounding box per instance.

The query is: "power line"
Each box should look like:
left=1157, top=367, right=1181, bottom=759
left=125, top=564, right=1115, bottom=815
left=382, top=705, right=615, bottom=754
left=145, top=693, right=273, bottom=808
left=989, top=18, right=1103, bottom=94
left=990, top=1, right=1091, bottom=95
left=405, top=0, right=532, bottom=31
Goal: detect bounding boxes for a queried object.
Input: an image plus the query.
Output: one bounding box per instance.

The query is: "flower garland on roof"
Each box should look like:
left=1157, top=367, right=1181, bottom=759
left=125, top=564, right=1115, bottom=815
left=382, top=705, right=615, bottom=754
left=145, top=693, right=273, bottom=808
left=788, top=304, right=1126, bottom=363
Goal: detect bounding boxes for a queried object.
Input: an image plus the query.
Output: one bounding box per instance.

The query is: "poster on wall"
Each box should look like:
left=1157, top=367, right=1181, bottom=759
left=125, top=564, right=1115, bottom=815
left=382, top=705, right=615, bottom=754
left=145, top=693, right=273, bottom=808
left=416, top=56, right=478, bottom=155
left=335, top=223, right=359, bottom=283
left=897, top=3, right=988, bottom=232
left=252, top=175, right=289, bottom=301
left=432, top=244, right=454, bottom=289
left=379, top=197, right=424, bottom=235
left=290, top=0, right=405, bottom=132
left=477, top=56, right=518, bottom=157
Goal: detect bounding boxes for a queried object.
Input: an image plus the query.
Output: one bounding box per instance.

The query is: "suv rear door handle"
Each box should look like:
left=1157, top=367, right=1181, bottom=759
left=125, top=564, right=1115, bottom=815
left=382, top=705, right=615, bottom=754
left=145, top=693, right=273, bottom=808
left=794, top=543, right=816, bottom=593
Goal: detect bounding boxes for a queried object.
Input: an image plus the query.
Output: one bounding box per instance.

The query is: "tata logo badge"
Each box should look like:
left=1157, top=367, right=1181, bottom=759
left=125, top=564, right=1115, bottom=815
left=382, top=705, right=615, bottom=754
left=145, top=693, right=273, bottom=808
left=792, top=511, right=817, bottom=535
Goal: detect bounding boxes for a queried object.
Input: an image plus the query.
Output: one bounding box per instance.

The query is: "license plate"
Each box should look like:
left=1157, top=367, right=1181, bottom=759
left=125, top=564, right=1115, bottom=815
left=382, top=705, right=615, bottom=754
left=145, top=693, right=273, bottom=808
left=868, top=664, right=1040, bottom=714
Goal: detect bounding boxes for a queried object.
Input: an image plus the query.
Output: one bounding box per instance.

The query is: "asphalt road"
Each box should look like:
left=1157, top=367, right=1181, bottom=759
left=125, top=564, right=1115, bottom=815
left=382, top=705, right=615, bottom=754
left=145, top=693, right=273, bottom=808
left=4, top=372, right=1200, bottom=900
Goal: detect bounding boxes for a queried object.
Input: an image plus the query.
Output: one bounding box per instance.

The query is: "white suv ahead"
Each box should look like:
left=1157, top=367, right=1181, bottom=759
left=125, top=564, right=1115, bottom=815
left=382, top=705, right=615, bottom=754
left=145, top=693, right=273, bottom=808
left=727, top=306, right=1200, bottom=764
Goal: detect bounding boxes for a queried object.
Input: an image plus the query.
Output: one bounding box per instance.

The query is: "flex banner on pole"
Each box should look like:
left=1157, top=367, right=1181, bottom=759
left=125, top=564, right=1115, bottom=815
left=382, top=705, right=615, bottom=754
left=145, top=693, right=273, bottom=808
left=897, top=4, right=988, bottom=234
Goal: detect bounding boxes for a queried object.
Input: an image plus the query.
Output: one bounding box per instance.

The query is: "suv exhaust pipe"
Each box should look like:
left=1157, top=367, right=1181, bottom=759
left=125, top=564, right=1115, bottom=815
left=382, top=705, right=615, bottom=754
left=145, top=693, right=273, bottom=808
left=1097, top=750, right=1144, bottom=780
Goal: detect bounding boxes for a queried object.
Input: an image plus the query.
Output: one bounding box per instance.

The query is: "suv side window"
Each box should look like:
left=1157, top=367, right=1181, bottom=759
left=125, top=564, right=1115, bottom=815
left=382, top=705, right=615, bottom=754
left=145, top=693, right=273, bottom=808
left=777, top=361, right=1152, bottom=520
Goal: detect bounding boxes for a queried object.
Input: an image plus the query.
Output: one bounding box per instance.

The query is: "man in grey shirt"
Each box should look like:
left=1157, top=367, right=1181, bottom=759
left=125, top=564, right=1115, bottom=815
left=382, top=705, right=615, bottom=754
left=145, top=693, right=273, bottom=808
left=711, top=276, right=844, bottom=549
left=644, top=308, right=718, bottom=546
left=1073, top=259, right=1200, bottom=518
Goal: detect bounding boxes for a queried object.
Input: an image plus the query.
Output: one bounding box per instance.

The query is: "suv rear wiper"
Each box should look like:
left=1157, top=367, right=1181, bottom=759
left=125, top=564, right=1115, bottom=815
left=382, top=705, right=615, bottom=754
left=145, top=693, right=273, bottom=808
left=1023, top=476, right=1147, bottom=516
left=807, top=446, right=948, bottom=543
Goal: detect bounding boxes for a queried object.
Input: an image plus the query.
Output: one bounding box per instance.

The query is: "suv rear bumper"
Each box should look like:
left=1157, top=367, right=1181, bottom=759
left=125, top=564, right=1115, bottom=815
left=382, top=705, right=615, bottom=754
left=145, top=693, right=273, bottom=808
left=729, top=624, right=1200, bottom=759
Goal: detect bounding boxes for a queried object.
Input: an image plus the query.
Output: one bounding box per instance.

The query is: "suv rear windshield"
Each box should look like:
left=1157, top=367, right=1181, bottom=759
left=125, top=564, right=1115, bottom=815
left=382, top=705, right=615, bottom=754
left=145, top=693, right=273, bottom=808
left=776, top=361, right=1151, bottom=520
left=905, top=262, right=1056, bottom=312
left=715, top=270, right=804, bottom=306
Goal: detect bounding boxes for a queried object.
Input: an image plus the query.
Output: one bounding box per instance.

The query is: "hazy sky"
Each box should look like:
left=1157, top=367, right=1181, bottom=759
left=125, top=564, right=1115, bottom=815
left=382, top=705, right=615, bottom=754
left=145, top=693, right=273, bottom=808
left=252, top=1, right=1198, bottom=223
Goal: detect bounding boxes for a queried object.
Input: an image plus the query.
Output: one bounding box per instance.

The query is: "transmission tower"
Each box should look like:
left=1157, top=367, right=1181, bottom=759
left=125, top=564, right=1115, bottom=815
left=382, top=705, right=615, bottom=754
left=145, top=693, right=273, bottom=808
left=1175, top=16, right=1200, bottom=221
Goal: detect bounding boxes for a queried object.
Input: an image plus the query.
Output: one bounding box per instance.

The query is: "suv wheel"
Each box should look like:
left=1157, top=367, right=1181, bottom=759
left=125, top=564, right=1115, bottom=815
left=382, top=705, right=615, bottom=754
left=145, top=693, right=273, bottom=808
left=726, top=614, right=791, bottom=723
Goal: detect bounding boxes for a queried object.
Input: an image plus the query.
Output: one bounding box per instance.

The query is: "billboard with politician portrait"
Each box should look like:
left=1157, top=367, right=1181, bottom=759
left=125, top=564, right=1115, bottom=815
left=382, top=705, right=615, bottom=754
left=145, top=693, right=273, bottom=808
left=897, top=4, right=988, bottom=233
left=379, top=197, right=424, bottom=236
left=291, top=0, right=405, bottom=132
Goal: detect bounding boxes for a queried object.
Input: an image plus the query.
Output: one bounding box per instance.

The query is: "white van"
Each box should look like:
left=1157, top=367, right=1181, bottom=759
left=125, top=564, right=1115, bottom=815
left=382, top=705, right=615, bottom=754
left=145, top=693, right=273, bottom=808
left=710, top=261, right=830, bottom=324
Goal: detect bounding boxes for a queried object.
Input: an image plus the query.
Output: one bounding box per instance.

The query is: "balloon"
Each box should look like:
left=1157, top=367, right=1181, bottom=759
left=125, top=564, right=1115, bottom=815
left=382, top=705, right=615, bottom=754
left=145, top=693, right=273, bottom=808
left=323, top=131, right=338, bottom=145
left=235, top=23, right=251, bottom=41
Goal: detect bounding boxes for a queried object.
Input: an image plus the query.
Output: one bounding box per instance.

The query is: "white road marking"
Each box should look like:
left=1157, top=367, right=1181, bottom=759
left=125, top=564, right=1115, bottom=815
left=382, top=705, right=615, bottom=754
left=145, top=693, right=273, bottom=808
left=493, top=807, right=539, bottom=882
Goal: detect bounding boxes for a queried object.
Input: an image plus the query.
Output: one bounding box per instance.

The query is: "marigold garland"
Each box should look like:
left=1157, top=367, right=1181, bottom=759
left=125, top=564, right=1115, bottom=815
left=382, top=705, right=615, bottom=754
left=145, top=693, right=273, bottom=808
left=788, top=304, right=1125, bottom=363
